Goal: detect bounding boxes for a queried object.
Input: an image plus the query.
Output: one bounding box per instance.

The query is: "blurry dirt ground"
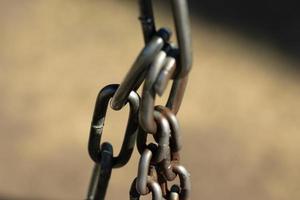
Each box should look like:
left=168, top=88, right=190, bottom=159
left=1, top=1, right=300, bottom=199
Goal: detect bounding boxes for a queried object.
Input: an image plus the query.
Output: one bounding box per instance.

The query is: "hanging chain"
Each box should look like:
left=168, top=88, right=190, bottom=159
left=86, top=0, right=192, bottom=199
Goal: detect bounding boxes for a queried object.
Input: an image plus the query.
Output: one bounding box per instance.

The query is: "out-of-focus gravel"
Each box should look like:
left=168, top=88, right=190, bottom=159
left=0, top=1, right=299, bottom=199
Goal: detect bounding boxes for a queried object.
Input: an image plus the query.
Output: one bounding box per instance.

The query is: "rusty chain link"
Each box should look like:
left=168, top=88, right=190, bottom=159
left=86, top=0, right=192, bottom=199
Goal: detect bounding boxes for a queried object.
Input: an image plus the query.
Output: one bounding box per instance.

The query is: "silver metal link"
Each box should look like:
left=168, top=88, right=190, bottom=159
left=136, top=148, right=153, bottom=195
left=139, top=0, right=193, bottom=78
left=170, top=0, right=193, bottom=78
left=139, top=51, right=167, bottom=133
left=155, top=57, right=176, bottom=96
left=155, top=105, right=182, bottom=152
left=173, top=165, right=191, bottom=200
left=110, top=35, right=164, bottom=110
left=130, top=177, right=164, bottom=200
left=111, top=28, right=172, bottom=111
left=146, top=179, right=164, bottom=200
left=153, top=110, right=171, bottom=163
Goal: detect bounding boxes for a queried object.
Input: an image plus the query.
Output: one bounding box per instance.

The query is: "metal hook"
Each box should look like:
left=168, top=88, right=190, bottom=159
left=88, top=84, right=139, bottom=168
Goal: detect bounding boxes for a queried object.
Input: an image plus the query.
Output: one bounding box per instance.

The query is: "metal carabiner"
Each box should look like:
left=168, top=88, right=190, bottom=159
left=86, top=142, right=113, bottom=200
left=88, top=84, right=139, bottom=168
left=139, top=0, right=192, bottom=78
left=110, top=29, right=171, bottom=110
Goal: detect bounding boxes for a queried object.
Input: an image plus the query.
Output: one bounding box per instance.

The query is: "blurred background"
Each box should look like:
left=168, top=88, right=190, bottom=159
left=0, top=0, right=299, bottom=199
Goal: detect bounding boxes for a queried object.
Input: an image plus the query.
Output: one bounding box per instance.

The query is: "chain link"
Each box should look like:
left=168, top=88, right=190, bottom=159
left=86, top=0, right=192, bottom=199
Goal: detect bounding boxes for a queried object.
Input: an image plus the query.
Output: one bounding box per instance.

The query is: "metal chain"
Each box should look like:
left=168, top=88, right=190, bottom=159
left=86, top=0, right=192, bottom=199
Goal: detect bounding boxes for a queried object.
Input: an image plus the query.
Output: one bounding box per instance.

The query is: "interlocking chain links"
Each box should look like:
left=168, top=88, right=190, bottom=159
left=110, top=29, right=169, bottom=111
left=86, top=84, right=140, bottom=200
left=139, top=0, right=192, bottom=78
left=131, top=1, right=192, bottom=198
left=86, top=142, right=113, bottom=200
left=88, top=84, right=139, bottom=167
left=86, top=0, right=192, bottom=199
left=135, top=108, right=191, bottom=200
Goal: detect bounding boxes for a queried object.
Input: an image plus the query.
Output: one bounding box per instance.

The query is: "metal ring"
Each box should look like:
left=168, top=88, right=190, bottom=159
left=88, top=84, right=139, bottom=168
